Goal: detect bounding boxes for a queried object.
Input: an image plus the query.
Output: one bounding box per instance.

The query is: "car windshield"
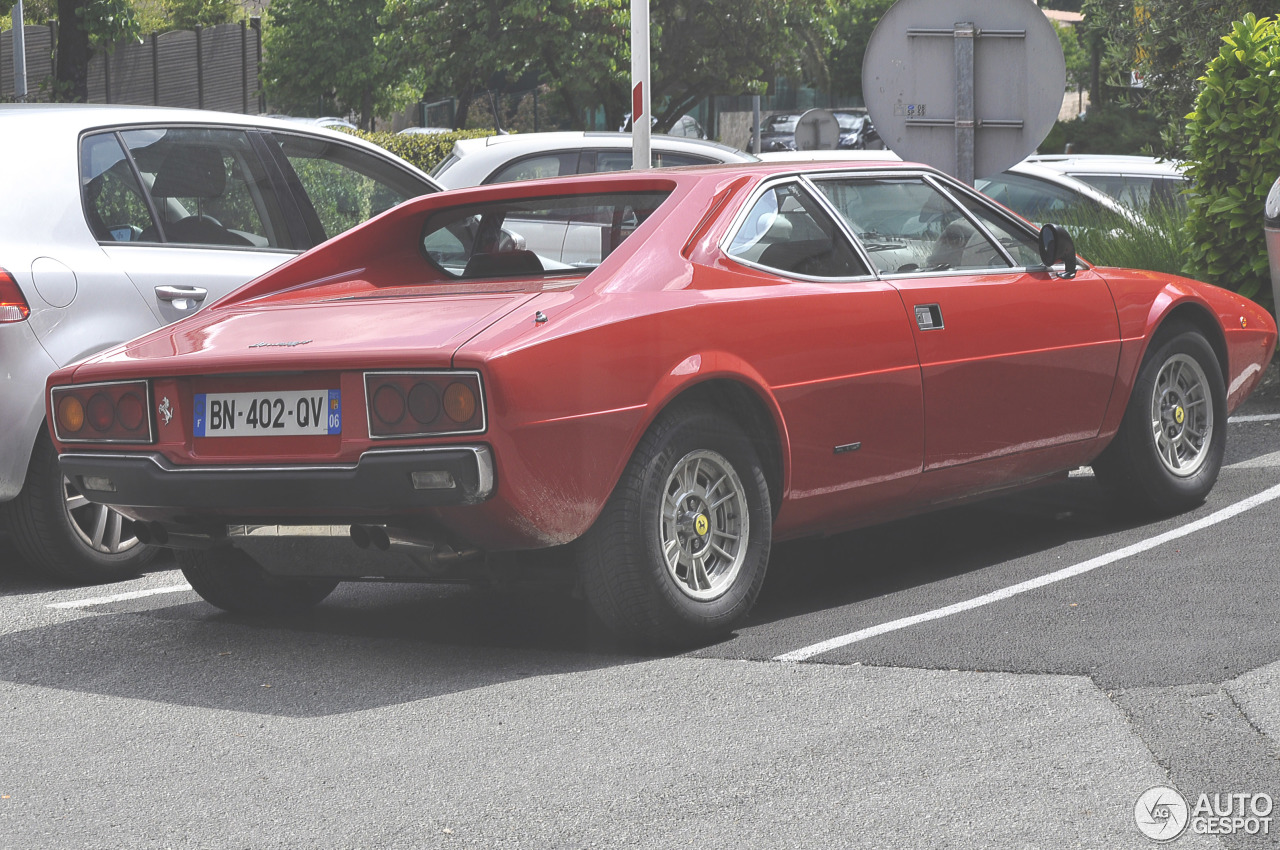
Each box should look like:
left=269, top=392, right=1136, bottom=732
left=765, top=115, right=799, bottom=132
left=420, top=190, right=672, bottom=278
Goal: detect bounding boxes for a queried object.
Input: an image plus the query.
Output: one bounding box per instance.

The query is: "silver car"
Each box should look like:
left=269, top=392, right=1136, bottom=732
left=431, top=131, right=756, bottom=189
left=0, top=104, right=438, bottom=583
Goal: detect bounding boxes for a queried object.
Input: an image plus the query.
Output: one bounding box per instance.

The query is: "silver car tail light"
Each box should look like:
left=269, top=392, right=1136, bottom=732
left=0, top=268, right=30, bottom=323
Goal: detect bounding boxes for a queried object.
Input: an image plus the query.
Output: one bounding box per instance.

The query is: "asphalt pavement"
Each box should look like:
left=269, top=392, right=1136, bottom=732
left=3, top=366, right=1280, bottom=848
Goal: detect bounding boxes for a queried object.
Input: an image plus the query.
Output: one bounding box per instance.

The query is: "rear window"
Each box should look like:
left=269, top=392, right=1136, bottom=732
left=420, top=190, right=672, bottom=279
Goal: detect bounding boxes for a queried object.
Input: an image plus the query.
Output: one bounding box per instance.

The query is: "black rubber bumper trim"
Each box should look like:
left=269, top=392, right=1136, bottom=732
left=58, top=447, right=495, bottom=510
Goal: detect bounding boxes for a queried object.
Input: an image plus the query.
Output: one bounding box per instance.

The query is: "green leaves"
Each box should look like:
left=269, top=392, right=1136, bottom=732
left=1183, top=12, right=1280, bottom=308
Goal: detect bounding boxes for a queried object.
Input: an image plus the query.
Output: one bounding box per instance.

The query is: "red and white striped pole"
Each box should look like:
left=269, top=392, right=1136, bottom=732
left=630, top=0, right=651, bottom=169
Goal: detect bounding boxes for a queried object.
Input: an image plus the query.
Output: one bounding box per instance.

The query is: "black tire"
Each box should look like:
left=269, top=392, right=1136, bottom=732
left=178, top=547, right=338, bottom=615
left=1, top=431, right=157, bottom=584
left=1092, top=325, right=1227, bottom=515
left=577, top=403, right=772, bottom=648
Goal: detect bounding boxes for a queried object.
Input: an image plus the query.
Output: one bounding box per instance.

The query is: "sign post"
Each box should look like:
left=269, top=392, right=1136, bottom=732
left=11, top=0, right=26, bottom=101
left=630, top=0, right=650, bottom=170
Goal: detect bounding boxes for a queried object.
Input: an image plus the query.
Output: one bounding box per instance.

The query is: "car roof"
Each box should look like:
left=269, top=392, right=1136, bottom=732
left=992, top=161, right=1139, bottom=221
left=435, top=131, right=756, bottom=188
left=446, top=130, right=751, bottom=158
left=1024, top=153, right=1186, bottom=177
left=0, top=103, right=438, bottom=186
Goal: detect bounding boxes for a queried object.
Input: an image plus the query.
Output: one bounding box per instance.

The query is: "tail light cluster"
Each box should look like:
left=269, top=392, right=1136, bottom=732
left=364, top=371, right=485, bottom=439
left=50, top=380, right=154, bottom=444
left=0, top=268, right=31, bottom=323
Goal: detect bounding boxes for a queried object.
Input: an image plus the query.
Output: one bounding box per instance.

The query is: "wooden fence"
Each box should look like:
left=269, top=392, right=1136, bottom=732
left=1, top=20, right=262, bottom=114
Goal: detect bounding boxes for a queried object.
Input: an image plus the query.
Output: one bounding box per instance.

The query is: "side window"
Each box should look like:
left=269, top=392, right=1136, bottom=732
left=814, top=177, right=1010, bottom=275
left=597, top=150, right=715, bottom=172
left=949, top=191, right=1044, bottom=268
left=121, top=127, right=286, bottom=248
left=272, top=132, right=430, bottom=241
left=653, top=152, right=716, bottom=168
left=727, top=182, right=869, bottom=278
left=81, top=132, right=155, bottom=242
left=488, top=152, right=579, bottom=184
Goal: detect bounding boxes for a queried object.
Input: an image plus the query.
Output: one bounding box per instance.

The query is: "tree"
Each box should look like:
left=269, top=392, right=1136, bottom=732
left=51, top=0, right=140, bottom=102
left=382, top=0, right=625, bottom=131
left=261, top=0, right=411, bottom=129
left=826, top=0, right=893, bottom=99
left=384, top=0, right=835, bottom=132
left=643, top=0, right=835, bottom=130
left=1081, top=1, right=1280, bottom=155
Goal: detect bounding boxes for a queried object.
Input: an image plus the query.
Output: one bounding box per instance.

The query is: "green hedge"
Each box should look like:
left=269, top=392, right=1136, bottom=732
left=1183, top=13, right=1280, bottom=307
left=342, top=128, right=496, bottom=175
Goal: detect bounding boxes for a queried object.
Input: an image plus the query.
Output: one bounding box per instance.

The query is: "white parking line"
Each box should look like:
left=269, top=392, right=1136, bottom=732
left=47, top=584, right=193, bottom=609
left=774, top=481, right=1280, bottom=663
left=1230, top=413, right=1280, bottom=423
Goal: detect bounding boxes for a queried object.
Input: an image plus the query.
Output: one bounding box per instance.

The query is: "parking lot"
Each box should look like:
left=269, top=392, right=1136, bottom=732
left=3, top=368, right=1280, bottom=848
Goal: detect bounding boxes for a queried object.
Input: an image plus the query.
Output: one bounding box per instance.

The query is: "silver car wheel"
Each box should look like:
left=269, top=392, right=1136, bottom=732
left=659, top=449, right=750, bottom=602
left=62, top=476, right=142, bottom=555
left=1149, top=352, right=1213, bottom=478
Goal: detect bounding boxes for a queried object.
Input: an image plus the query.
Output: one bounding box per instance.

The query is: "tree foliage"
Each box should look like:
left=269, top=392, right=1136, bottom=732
left=826, top=0, right=893, bottom=99
left=1080, top=0, right=1280, bottom=156
left=162, top=0, right=243, bottom=30
left=382, top=0, right=836, bottom=131
left=1182, top=13, right=1280, bottom=304
left=261, top=0, right=412, bottom=130
left=646, top=0, right=836, bottom=129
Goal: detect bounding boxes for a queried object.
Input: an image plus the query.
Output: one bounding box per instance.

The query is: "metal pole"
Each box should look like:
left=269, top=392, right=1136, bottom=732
left=752, top=95, right=761, bottom=155
left=12, top=0, right=27, bottom=101
left=954, top=21, right=976, bottom=186
left=630, top=0, right=650, bottom=169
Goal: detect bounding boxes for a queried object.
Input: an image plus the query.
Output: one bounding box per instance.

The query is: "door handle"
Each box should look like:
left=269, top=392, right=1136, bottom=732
left=155, top=285, right=208, bottom=310
left=914, top=303, right=944, bottom=330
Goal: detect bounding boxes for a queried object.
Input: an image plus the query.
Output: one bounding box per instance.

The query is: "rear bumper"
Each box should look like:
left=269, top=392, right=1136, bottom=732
left=59, top=446, right=495, bottom=513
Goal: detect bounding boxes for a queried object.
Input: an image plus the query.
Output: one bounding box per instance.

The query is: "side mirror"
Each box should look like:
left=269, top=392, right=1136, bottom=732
left=1038, top=224, right=1077, bottom=278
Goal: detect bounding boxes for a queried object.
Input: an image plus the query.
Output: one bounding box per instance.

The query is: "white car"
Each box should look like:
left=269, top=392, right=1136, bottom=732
left=0, top=104, right=439, bottom=583
left=1024, top=154, right=1188, bottom=212
left=431, top=131, right=756, bottom=189
left=975, top=160, right=1139, bottom=226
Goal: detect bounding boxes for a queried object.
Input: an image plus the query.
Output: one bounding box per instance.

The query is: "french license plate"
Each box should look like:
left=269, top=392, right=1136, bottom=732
left=193, top=389, right=341, bottom=437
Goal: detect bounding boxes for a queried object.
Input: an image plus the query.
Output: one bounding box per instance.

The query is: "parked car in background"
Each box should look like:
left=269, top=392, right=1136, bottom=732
left=45, top=161, right=1274, bottom=647
left=397, top=126, right=453, bottom=136
left=1266, top=174, right=1280, bottom=309
left=1025, top=154, right=1189, bottom=213
left=0, top=104, right=439, bottom=583
left=618, top=113, right=707, bottom=139
left=431, top=131, right=755, bottom=188
left=975, top=160, right=1138, bottom=228
left=750, top=110, right=881, bottom=153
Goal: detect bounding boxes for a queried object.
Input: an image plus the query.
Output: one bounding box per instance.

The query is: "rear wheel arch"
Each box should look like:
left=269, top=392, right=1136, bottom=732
left=654, top=378, right=785, bottom=518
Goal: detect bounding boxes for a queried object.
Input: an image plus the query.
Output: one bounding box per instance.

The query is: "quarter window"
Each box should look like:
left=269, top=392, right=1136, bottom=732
left=727, top=182, right=868, bottom=278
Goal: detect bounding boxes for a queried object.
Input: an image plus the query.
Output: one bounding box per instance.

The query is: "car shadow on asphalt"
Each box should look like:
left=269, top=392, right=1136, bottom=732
left=740, top=474, right=1153, bottom=634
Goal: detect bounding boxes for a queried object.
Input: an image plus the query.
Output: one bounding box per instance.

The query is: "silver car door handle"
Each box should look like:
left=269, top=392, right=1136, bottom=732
left=155, top=285, right=208, bottom=302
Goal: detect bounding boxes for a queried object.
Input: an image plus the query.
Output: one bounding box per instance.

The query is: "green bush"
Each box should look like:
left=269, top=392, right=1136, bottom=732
left=342, top=128, right=496, bottom=175
left=1182, top=13, right=1280, bottom=307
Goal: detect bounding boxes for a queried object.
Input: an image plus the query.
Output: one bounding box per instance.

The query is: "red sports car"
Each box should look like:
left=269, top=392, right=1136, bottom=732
left=45, top=161, right=1276, bottom=646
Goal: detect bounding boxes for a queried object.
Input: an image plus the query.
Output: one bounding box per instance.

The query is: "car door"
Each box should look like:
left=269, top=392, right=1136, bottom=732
left=84, top=127, right=299, bottom=325
left=810, top=173, right=1121, bottom=475
left=720, top=178, right=925, bottom=534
